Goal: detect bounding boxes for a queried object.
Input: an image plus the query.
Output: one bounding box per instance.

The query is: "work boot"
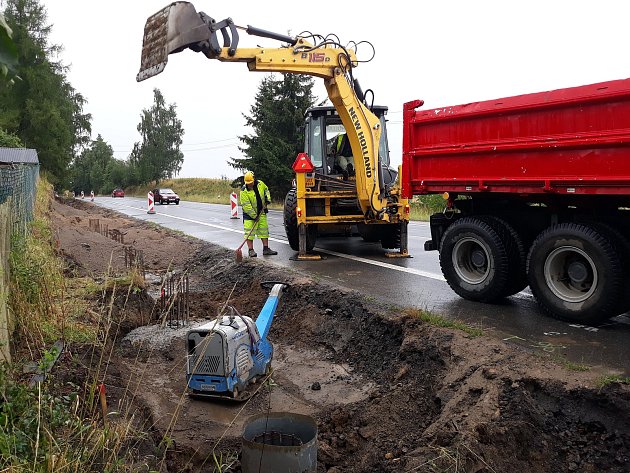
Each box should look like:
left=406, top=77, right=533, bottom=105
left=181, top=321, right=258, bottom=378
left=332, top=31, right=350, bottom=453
left=248, top=248, right=257, bottom=257
left=263, top=246, right=278, bottom=256
left=347, top=163, right=355, bottom=177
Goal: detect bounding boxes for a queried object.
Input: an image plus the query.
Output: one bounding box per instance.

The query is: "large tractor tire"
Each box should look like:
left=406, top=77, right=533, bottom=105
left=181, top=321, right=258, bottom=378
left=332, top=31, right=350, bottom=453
left=357, top=223, right=382, bottom=242
left=439, top=217, right=510, bottom=302
left=526, top=223, right=622, bottom=325
left=283, top=189, right=317, bottom=252
left=381, top=222, right=403, bottom=250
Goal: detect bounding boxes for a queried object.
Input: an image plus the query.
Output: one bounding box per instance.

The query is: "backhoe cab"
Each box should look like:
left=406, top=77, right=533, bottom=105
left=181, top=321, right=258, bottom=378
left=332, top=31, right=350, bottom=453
left=137, top=2, right=409, bottom=258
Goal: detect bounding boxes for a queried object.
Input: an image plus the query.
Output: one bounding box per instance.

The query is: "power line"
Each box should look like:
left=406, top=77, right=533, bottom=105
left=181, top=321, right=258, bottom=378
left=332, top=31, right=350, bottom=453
left=112, top=142, right=240, bottom=154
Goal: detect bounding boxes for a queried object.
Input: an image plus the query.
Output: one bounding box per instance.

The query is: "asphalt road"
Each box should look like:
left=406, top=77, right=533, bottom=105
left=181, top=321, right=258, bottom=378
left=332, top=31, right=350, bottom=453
left=91, top=196, right=630, bottom=375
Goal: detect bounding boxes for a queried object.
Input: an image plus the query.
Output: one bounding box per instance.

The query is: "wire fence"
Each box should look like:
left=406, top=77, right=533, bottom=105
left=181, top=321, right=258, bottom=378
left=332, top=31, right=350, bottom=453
left=0, top=162, right=40, bottom=237
left=0, top=151, right=39, bottom=363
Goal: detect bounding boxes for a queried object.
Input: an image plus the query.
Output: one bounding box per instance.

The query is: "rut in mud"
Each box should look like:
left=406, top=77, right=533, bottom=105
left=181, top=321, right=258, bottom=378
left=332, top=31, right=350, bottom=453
left=52, top=199, right=630, bottom=472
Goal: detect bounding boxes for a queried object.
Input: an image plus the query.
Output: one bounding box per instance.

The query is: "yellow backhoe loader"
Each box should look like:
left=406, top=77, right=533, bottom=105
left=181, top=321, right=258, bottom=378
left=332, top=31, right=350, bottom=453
left=137, top=2, right=409, bottom=259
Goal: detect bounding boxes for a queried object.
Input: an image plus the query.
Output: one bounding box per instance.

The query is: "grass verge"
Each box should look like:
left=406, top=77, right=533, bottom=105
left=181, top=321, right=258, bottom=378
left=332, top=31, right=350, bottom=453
left=3, top=177, right=159, bottom=472
left=404, top=308, right=483, bottom=337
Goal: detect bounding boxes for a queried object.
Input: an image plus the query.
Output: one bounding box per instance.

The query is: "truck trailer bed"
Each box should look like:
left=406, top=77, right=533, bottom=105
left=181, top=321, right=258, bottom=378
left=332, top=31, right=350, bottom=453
left=402, top=78, right=630, bottom=197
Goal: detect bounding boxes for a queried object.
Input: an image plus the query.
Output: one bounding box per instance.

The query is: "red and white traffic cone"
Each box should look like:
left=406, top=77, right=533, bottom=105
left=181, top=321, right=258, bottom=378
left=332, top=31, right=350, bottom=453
left=90, top=190, right=94, bottom=202
left=81, top=191, right=85, bottom=199
left=147, top=191, right=156, bottom=214
left=230, top=192, right=239, bottom=219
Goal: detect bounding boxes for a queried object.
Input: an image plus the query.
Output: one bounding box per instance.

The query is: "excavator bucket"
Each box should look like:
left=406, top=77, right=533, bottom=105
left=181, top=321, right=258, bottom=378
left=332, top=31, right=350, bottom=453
left=137, top=1, right=210, bottom=82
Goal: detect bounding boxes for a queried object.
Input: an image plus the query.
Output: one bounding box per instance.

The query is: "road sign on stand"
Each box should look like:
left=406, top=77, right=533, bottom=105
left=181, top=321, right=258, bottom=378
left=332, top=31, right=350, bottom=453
left=230, top=192, right=239, bottom=219
left=147, top=191, right=156, bottom=214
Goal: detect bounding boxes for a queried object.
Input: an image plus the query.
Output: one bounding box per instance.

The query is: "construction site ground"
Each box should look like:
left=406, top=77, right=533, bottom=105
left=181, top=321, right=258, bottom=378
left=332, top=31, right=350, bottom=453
left=49, top=197, right=630, bottom=473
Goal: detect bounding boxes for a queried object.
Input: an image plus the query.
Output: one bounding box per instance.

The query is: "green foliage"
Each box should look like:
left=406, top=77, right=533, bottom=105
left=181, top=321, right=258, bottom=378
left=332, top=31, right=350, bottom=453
left=70, top=134, right=139, bottom=194
left=9, top=178, right=96, bottom=345
left=3, top=176, right=149, bottom=470
left=125, top=177, right=237, bottom=204
left=596, top=374, right=630, bottom=389
left=230, top=73, right=316, bottom=199
left=0, top=363, right=83, bottom=468
left=405, top=308, right=483, bottom=337
left=562, top=360, right=590, bottom=372
left=0, top=13, right=18, bottom=80
left=0, top=127, right=22, bottom=147
left=0, top=0, right=92, bottom=186
left=131, top=88, right=184, bottom=185
left=410, top=195, right=446, bottom=221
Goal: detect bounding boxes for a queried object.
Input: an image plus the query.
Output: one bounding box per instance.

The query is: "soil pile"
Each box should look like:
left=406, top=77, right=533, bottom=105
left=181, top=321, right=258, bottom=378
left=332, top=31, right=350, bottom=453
left=50, top=197, right=630, bottom=472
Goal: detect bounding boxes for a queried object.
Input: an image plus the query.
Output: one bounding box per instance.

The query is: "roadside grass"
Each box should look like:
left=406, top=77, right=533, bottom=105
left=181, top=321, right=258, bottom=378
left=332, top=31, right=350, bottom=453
left=124, top=177, right=237, bottom=205
left=404, top=308, right=483, bottom=337
left=596, top=374, right=630, bottom=390
left=410, top=194, right=446, bottom=221
left=123, top=178, right=447, bottom=220
left=561, top=360, right=591, bottom=372
left=3, top=178, right=158, bottom=472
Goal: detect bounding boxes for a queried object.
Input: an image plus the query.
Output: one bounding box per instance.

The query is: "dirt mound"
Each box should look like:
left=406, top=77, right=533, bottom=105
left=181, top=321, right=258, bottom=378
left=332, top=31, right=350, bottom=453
left=51, top=198, right=630, bottom=472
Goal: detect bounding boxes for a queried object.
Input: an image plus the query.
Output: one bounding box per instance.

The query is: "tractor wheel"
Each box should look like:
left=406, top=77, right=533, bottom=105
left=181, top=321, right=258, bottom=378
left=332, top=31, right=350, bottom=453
left=283, top=188, right=316, bottom=251
left=357, top=223, right=382, bottom=242
left=527, top=223, right=623, bottom=324
left=381, top=222, right=404, bottom=250
left=439, top=217, right=510, bottom=302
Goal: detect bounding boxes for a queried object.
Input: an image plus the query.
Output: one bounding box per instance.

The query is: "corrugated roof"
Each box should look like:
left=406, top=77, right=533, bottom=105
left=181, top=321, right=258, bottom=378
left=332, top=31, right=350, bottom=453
left=0, top=147, right=39, bottom=164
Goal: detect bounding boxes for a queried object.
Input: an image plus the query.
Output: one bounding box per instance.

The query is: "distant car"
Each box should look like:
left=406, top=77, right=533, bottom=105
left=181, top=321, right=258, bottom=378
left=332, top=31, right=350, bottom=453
left=152, top=188, right=180, bottom=205
left=111, top=188, right=125, bottom=198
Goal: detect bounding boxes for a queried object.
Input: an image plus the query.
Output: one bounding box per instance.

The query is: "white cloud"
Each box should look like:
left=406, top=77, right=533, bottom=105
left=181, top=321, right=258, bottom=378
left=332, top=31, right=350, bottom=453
left=45, top=0, right=630, bottom=179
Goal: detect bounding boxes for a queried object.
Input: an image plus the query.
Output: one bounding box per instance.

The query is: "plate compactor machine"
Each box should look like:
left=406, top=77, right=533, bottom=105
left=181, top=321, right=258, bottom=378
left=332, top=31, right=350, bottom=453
left=186, top=282, right=288, bottom=400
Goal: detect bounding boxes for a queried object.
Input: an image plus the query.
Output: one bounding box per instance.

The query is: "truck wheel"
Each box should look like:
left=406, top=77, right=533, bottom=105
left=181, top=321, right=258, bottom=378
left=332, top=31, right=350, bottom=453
left=527, top=223, right=622, bottom=324
left=283, top=189, right=317, bottom=251
left=479, top=216, right=528, bottom=297
left=439, top=217, right=510, bottom=302
left=583, top=222, right=630, bottom=315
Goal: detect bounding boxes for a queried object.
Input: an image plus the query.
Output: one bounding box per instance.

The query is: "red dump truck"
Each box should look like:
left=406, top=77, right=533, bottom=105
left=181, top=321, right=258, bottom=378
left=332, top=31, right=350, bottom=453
left=403, top=78, right=630, bottom=325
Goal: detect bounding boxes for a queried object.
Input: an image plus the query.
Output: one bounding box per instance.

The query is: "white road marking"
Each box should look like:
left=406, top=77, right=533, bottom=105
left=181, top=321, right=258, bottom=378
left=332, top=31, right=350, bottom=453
left=109, top=202, right=448, bottom=281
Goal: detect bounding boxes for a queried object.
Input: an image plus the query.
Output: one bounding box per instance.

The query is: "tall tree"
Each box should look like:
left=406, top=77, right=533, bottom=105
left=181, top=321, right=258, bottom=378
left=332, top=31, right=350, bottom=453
left=71, top=134, right=114, bottom=193
left=0, top=128, right=22, bottom=147
left=230, top=73, right=316, bottom=199
left=0, top=0, right=91, bottom=185
left=0, top=13, right=18, bottom=81
left=131, top=88, right=184, bottom=185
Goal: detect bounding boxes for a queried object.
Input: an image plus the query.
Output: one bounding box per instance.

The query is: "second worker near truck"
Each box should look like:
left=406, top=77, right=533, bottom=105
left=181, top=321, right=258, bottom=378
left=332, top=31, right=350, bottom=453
left=240, top=171, right=278, bottom=257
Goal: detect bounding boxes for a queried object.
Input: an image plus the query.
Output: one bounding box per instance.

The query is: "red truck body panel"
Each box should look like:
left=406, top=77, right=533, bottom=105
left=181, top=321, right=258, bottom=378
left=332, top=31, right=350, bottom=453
left=402, top=78, right=630, bottom=198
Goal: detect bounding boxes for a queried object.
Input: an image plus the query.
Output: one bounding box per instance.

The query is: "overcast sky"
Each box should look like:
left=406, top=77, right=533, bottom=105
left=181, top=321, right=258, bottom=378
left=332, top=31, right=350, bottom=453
left=42, top=0, right=630, bottom=180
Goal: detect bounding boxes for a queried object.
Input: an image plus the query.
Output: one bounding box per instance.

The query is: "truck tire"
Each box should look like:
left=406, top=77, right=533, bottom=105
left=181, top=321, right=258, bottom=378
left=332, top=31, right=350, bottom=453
left=583, top=222, right=630, bottom=315
left=439, top=217, right=510, bottom=302
left=478, top=216, right=528, bottom=297
left=526, top=223, right=622, bottom=324
left=283, top=189, right=317, bottom=252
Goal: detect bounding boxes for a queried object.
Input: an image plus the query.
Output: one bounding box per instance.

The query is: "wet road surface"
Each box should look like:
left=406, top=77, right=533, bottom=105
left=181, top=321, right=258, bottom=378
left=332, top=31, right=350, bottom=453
left=91, top=196, right=630, bottom=375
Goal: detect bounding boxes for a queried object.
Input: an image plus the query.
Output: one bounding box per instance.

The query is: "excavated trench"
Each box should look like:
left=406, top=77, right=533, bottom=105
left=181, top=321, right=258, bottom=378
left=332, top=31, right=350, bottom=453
left=49, top=199, right=629, bottom=472
left=101, top=244, right=630, bottom=473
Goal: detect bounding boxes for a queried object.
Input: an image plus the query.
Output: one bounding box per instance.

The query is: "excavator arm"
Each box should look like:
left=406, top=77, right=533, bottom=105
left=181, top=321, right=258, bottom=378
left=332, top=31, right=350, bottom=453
left=137, top=1, right=390, bottom=218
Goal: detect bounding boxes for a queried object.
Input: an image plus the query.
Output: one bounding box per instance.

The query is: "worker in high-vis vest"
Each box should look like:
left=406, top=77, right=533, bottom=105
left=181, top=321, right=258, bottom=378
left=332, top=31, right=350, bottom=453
left=240, top=171, right=278, bottom=257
